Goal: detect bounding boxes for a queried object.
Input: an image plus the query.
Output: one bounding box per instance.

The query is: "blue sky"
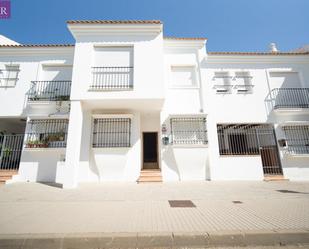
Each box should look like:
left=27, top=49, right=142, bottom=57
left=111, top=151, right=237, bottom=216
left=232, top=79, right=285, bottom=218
left=0, top=0, right=308, bottom=52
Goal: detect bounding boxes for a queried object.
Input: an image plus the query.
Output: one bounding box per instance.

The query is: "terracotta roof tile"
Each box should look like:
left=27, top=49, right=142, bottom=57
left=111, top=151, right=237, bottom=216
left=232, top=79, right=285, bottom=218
left=0, top=44, right=74, bottom=48
left=164, top=36, right=207, bottom=40
left=208, top=51, right=309, bottom=55
left=67, top=20, right=162, bottom=24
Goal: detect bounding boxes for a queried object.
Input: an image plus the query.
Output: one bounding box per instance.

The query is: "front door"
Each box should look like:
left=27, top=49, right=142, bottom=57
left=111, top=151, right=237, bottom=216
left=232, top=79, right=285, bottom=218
left=258, top=126, right=283, bottom=175
left=143, top=132, right=158, bottom=169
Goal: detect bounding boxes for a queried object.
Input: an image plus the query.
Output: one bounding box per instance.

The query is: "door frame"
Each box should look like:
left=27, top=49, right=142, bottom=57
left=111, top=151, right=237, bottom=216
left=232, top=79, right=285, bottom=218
left=142, top=132, right=159, bottom=169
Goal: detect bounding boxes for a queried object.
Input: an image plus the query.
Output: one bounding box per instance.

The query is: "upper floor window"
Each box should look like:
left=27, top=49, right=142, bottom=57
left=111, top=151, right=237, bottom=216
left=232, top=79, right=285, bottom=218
left=41, top=65, right=72, bottom=81
left=213, top=71, right=232, bottom=93
left=170, top=66, right=197, bottom=88
left=170, top=117, right=207, bottom=145
left=0, top=64, right=20, bottom=88
left=234, top=71, right=254, bottom=93
left=91, top=46, right=133, bottom=90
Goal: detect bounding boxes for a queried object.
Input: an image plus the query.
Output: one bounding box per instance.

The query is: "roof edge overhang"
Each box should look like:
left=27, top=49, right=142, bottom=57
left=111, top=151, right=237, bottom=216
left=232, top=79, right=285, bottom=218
left=0, top=45, right=75, bottom=56
left=67, top=20, right=163, bottom=39
left=164, top=38, right=207, bottom=50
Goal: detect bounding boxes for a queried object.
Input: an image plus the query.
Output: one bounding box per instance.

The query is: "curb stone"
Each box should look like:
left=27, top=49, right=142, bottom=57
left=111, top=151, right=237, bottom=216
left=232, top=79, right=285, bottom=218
left=0, top=231, right=309, bottom=248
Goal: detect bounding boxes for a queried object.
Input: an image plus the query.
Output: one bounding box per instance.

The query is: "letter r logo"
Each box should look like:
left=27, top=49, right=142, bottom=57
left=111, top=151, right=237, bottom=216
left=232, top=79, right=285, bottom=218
left=0, top=0, right=10, bottom=19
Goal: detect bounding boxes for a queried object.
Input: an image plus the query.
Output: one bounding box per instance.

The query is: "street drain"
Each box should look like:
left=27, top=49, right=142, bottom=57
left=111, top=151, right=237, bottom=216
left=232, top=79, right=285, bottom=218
left=168, top=200, right=196, bottom=208
left=232, top=201, right=243, bottom=204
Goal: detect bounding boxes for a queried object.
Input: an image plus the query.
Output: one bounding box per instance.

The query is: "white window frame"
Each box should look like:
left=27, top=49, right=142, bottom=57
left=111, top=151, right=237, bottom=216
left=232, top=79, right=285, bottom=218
left=234, top=71, right=254, bottom=94
left=0, top=64, right=20, bottom=88
left=213, top=71, right=233, bottom=94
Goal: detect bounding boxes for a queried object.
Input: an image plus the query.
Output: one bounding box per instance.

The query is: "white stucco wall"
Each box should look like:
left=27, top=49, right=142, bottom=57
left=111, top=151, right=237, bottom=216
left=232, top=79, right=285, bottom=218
left=1, top=26, right=309, bottom=185
left=18, top=149, right=66, bottom=182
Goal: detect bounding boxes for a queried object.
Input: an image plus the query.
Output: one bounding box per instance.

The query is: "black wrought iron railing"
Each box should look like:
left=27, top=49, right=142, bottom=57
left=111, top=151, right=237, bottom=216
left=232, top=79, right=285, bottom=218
left=271, top=88, right=309, bottom=109
left=0, top=134, right=24, bottom=170
left=90, top=67, right=133, bottom=90
left=28, top=81, right=71, bottom=101
left=217, top=124, right=276, bottom=155
left=92, top=118, right=131, bottom=147
left=25, top=119, right=69, bottom=148
left=283, top=125, right=309, bottom=154
left=170, top=117, right=208, bottom=145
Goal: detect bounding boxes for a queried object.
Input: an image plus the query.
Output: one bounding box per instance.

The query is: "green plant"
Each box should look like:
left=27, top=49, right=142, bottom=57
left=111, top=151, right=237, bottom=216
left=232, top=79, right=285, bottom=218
left=3, top=147, right=12, bottom=157
left=58, top=95, right=69, bottom=101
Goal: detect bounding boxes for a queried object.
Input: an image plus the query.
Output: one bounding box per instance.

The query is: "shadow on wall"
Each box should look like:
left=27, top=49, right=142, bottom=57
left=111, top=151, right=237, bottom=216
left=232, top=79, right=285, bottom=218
left=264, top=72, right=303, bottom=118
left=162, top=145, right=180, bottom=181
left=19, top=151, right=63, bottom=182
left=161, top=116, right=209, bottom=181
left=87, top=112, right=140, bottom=181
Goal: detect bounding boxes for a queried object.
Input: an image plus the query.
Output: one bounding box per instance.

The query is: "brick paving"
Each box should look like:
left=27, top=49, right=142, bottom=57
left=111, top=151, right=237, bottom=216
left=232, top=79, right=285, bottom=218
left=0, top=181, right=308, bottom=234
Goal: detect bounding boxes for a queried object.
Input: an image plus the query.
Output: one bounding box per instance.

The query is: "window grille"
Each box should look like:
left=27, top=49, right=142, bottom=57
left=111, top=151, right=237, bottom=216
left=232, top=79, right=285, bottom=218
left=170, top=117, right=207, bottom=145
left=0, top=65, right=20, bottom=88
left=92, top=118, right=131, bottom=147
left=217, top=124, right=276, bottom=155
left=213, top=72, right=232, bottom=93
left=283, top=125, right=309, bottom=154
left=25, top=119, right=69, bottom=148
left=234, top=71, right=254, bottom=93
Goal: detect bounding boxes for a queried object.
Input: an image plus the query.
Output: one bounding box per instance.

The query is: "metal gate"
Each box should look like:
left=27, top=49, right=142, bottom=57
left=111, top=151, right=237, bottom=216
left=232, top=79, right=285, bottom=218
left=256, top=126, right=282, bottom=175
left=217, top=124, right=283, bottom=175
left=0, top=135, right=24, bottom=170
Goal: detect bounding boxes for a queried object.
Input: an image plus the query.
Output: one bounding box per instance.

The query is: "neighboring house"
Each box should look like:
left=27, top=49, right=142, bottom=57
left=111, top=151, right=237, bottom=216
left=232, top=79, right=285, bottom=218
left=0, top=20, right=308, bottom=188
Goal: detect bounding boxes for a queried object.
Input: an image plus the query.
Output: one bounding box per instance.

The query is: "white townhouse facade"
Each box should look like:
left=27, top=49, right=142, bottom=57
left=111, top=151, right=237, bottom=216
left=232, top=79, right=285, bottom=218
left=0, top=20, right=309, bottom=188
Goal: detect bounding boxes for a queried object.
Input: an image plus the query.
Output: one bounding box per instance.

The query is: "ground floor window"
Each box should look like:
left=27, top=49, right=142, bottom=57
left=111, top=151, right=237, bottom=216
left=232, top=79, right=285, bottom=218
left=283, top=125, right=309, bottom=154
left=170, top=117, right=207, bottom=145
left=217, top=124, right=276, bottom=155
left=92, top=118, right=131, bottom=148
left=25, top=119, right=68, bottom=148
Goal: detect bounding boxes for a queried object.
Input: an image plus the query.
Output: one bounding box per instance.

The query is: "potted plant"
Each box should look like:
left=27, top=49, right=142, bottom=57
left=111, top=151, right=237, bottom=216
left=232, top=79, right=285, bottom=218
left=26, top=139, right=48, bottom=148
left=58, top=95, right=70, bottom=101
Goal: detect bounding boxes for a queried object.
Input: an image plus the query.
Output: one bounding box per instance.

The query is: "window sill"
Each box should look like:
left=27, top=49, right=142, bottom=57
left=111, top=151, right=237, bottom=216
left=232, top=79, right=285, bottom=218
left=92, top=147, right=131, bottom=149
left=24, top=147, right=66, bottom=151
left=169, top=144, right=208, bottom=148
left=219, top=154, right=260, bottom=157
left=284, top=152, right=309, bottom=157
left=169, top=86, right=200, bottom=90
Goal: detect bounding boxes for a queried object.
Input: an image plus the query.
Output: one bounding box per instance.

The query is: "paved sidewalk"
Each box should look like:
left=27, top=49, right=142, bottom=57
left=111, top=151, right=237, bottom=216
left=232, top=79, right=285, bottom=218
left=0, top=181, right=309, bottom=248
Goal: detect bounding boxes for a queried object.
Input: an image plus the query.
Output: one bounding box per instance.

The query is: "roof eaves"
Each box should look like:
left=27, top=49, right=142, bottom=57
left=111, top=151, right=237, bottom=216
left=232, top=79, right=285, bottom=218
left=0, top=44, right=74, bottom=48
left=164, top=36, right=207, bottom=40
left=67, top=20, right=162, bottom=24
left=208, top=51, right=309, bottom=55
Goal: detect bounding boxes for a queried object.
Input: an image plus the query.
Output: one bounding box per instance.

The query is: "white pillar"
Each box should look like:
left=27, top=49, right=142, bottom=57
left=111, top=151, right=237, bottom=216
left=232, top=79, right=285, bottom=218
left=63, top=101, right=84, bottom=188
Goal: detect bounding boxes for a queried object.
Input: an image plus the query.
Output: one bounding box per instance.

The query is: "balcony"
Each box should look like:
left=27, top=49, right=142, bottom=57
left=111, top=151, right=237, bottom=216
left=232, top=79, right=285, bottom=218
left=27, top=81, right=71, bottom=102
left=271, top=88, right=309, bottom=110
left=89, top=67, right=133, bottom=91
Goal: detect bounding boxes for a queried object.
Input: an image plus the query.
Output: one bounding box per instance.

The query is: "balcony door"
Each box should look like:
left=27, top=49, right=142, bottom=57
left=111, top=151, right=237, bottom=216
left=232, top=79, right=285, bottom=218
left=142, top=132, right=158, bottom=169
